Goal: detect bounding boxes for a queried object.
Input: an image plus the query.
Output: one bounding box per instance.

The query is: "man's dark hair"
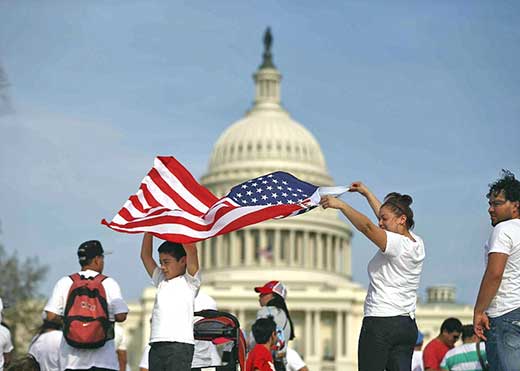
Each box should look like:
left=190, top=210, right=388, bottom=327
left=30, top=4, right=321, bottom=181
left=252, top=316, right=276, bottom=344
left=158, top=241, right=186, bottom=260
left=440, top=317, right=462, bottom=334
left=487, top=169, right=520, bottom=204
left=461, top=324, right=475, bottom=340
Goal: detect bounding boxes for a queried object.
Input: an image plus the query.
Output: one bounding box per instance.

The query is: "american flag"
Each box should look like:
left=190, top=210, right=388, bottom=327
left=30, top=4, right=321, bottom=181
left=102, top=156, right=347, bottom=243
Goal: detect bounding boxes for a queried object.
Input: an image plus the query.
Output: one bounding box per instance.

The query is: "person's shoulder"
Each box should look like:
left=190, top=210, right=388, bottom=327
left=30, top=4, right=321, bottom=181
left=195, top=291, right=217, bottom=311
left=494, top=218, right=520, bottom=233
left=443, top=345, right=458, bottom=358
left=256, top=306, right=271, bottom=317
left=257, top=305, right=283, bottom=318
left=423, top=338, right=440, bottom=352
left=52, top=274, right=74, bottom=290
left=101, top=275, right=119, bottom=284
left=410, top=231, right=425, bottom=245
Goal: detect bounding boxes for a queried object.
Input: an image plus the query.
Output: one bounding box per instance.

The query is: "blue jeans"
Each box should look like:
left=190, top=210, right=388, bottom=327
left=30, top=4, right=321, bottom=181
left=485, top=307, right=520, bottom=371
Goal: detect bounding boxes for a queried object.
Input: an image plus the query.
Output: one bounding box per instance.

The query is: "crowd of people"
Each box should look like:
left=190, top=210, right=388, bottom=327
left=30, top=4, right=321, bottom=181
left=0, top=170, right=518, bottom=371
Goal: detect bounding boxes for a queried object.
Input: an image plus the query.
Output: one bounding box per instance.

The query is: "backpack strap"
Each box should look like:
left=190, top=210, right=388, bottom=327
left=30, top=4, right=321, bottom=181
left=68, top=273, right=107, bottom=282
left=476, top=341, right=488, bottom=371
left=92, top=273, right=107, bottom=283
left=69, top=273, right=82, bottom=282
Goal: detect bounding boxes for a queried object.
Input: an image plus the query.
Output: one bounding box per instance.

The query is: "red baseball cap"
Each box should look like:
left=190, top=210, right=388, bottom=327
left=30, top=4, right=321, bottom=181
left=254, top=280, right=287, bottom=300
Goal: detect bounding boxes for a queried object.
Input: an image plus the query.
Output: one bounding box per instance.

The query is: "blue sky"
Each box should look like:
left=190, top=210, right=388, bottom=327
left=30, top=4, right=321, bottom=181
left=0, top=1, right=519, bottom=306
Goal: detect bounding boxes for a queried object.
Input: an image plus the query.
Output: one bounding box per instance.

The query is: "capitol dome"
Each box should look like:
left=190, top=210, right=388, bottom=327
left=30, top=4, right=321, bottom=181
left=201, top=32, right=332, bottom=194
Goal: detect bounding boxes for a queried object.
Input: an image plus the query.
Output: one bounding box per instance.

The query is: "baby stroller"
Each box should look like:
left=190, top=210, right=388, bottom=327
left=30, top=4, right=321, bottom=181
left=191, top=309, right=246, bottom=371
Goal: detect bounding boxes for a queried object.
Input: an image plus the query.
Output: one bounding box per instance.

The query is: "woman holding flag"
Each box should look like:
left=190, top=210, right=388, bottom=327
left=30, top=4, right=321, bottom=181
left=320, top=182, right=425, bottom=371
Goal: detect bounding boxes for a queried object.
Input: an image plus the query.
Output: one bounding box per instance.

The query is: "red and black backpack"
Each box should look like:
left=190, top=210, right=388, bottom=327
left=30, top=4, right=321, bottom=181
left=63, top=273, right=112, bottom=349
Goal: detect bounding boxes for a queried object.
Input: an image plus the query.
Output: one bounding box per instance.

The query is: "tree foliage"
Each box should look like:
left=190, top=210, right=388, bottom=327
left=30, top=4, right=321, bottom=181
left=0, top=243, right=48, bottom=353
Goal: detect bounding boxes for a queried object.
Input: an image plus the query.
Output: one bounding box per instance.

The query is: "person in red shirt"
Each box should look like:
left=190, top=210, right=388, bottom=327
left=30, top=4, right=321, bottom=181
left=423, top=318, right=462, bottom=371
left=247, top=317, right=277, bottom=371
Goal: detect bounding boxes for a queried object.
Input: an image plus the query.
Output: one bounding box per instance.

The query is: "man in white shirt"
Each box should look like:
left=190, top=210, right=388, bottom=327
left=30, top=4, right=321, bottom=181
left=45, top=240, right=129, bottom=371
left=474, top=170, right=520, bottom=370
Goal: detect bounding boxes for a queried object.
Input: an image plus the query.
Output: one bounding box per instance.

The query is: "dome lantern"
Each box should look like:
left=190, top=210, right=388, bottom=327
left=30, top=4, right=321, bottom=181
left=252, top=27, right=283, bottom=112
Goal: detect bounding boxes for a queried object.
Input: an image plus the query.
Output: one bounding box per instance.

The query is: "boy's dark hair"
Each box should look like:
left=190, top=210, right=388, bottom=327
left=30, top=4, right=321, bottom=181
left=461, top=324, right=475, bottom=340
left=158, top=241, right=186, bottom=260
left=487, top=169, right=520, bottom=204
left=440, top=317, right=463, bottom=334
left=252, top=316, right=276, bottom=344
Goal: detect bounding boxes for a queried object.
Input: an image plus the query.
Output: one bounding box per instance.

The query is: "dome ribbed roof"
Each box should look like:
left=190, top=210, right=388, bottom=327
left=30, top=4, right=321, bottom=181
left=208, top=109, right=327, bottom=175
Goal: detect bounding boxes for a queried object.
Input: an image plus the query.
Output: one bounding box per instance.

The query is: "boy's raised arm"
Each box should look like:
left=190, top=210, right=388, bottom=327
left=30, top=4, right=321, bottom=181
left=140, top=232, right=158, bottom=278
left=183, top=242, right=199, bottom=276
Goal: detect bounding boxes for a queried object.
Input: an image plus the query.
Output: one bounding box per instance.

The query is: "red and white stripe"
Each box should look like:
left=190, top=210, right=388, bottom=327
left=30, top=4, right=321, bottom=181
left=102, top=157, right=305, bottom=243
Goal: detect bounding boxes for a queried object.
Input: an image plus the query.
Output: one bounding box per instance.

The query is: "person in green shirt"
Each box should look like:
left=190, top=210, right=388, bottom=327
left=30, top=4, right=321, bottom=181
left=440, top=325, right=487, bottom=371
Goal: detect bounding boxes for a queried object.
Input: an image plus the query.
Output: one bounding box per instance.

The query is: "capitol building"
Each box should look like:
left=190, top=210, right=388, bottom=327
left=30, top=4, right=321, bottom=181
left=123, top=30, right=473, bottom=371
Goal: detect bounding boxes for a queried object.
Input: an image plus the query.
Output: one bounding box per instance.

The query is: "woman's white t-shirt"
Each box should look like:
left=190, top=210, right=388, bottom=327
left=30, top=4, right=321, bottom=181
left=364, top=230, right=425, bottom=317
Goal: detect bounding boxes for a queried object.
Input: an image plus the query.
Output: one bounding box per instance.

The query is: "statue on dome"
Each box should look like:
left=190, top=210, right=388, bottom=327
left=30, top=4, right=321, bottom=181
left=260, top=27, right=275, bottom=69
left=264, top=27, right=273, bottom=53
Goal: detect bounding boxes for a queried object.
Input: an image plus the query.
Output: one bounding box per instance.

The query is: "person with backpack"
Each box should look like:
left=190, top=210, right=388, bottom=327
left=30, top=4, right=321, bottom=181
left=44, top=240, right=128, bottom=371
left=251, top=281, right=295, bottom=371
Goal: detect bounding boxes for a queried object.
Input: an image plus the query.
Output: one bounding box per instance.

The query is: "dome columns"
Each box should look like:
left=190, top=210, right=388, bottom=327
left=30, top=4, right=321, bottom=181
left=198, top=226, right=351, bottom=277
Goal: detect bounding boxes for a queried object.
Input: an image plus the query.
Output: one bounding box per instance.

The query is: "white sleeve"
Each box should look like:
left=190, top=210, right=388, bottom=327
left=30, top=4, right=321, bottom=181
left=44, top=276, right=71, bottom=316
left=488, top=224, right=514, bottom=255
left=0, top=326, right=13, bottom=353
left=151, top=267, right=165, bottom=287
left=383, top=230, right=403, bottom=258
left=286, top=348, right=306, bottom=370
left=103, top=277, right=129, bottom=318
left=114, top=325, right=127, bottom=350
left=186, top=271, right=201, bottom=295
left=139, top=345, right=150, bottom=369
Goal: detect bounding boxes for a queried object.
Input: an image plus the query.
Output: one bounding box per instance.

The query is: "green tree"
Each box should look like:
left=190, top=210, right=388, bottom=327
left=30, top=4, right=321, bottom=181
left=0, top=243, right=48, bottom=353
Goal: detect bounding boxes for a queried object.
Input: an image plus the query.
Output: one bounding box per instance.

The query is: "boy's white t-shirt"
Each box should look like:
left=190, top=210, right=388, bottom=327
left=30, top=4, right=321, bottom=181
left=28, top=330, right=63, bottom=371
left=150, top=267, right=201, bottom=344
left=485, top=218, right=520, bottom=317
left=364, top=230, right=425, bottom=317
